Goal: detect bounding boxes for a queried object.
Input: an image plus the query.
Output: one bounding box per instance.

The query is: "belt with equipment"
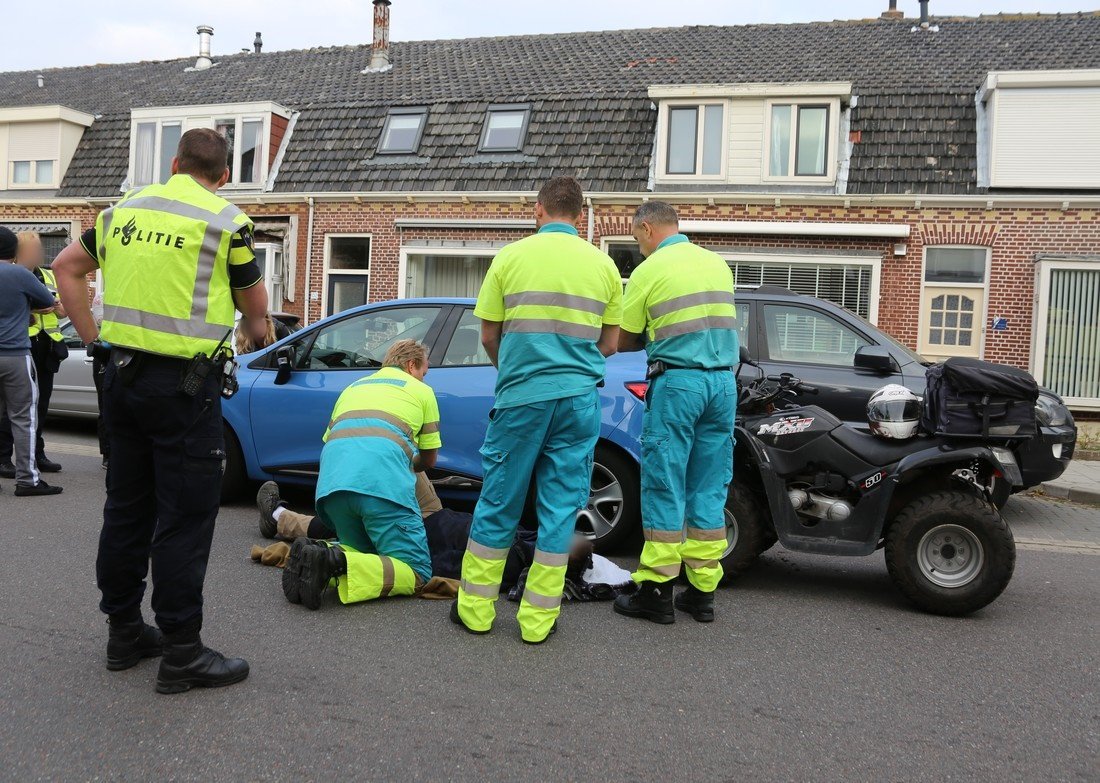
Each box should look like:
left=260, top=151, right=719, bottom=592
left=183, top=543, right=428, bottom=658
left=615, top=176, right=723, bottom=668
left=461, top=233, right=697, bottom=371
left=645, top=360, right=733, bottom=380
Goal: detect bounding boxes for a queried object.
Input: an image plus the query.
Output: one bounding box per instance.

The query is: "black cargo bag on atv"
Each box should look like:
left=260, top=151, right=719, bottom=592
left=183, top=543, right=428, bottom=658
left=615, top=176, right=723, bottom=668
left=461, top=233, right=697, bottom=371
left=922, top=357, right=1038, bottom=438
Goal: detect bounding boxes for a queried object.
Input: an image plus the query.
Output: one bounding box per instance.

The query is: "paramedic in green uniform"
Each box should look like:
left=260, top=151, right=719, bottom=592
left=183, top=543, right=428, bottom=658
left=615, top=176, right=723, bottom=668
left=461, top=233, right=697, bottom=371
left=283, top=339, right=442, bottom=610
left=612, top=201, right=738, bottom=625
left=452, top=176, right=622, bottom=645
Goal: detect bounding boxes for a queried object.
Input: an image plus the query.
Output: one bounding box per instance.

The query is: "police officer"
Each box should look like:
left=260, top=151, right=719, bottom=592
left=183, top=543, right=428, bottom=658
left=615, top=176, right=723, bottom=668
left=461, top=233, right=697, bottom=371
left=452, top=176, right=622, bottom=644
left=53, top=128, right=270, bottom=693
left=612, top=201, right=738, bottom=624
left=282, top=339, right=442, bottom=610
left=0, top=232, right=65, bottom=476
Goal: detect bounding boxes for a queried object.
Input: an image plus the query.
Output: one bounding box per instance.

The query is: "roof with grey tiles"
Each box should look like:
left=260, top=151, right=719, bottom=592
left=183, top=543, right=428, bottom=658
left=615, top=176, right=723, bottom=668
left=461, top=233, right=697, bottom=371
left=0, top=13, right=1094, bottom=197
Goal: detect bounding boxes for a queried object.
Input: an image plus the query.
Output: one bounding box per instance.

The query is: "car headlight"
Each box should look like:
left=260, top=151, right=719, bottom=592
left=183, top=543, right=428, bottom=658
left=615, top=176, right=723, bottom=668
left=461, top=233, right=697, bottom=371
left=1035, top=394, right=1069, bottom=427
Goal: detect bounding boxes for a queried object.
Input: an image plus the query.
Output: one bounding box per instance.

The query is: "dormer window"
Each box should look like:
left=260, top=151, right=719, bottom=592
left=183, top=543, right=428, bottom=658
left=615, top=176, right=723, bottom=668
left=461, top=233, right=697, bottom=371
left=479, top=105, right=530, bottom=152
left=378, top=107, right=427, bottom=154
left=763, top=99, right=839, bottom=182
left=129, top=102, right=290, bottom=189
left=665, top=103, right=725, bottom=176
left=0, top=105, right=94, bottom=191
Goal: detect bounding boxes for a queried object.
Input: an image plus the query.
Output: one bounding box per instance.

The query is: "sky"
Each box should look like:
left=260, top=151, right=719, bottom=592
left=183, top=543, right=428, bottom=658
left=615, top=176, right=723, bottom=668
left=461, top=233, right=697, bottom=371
left=1, top=0, right=1093, bottom=72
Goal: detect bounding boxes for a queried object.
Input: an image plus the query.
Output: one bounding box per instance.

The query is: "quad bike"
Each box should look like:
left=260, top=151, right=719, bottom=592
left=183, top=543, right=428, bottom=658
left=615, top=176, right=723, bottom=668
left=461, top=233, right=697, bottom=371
left=721, top=353, right=1018, bottom=615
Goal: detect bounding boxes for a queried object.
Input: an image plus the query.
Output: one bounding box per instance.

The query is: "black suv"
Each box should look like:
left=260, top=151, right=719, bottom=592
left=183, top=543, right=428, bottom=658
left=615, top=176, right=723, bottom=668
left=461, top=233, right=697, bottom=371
left=733, top=286, right=1076, bottom=504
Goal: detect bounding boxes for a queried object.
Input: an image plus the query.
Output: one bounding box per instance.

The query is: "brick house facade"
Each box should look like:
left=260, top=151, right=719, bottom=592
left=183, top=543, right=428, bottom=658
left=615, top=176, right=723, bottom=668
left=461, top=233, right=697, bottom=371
left=0, top=11, right=1098, bottom=408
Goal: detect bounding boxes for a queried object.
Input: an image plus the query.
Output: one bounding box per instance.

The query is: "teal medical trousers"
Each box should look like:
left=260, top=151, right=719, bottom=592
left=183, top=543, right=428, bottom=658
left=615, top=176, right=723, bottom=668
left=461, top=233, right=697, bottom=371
left=635, top=369, right=735, bottom=590
left=457, top=389, right=600, bottom=640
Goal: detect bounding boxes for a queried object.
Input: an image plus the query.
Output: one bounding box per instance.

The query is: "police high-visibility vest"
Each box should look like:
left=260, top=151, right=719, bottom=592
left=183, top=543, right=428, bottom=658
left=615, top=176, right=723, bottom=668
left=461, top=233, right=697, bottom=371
left=93, top=174, right=252, bottom=359
left=29, top=267, right=63, bottom=342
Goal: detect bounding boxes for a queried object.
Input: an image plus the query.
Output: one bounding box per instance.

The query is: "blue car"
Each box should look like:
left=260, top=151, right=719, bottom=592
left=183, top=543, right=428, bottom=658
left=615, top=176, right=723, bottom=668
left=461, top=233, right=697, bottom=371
left=223, top=292, right=1074, bottom=550
left=223, top=298, right=653, bottom=549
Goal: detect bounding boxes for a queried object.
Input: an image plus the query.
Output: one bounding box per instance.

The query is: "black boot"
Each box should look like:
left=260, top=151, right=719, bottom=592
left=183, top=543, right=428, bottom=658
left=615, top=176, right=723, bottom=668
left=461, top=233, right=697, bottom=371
left=256, top=481, right=284, bottom=539
left=613, top=580, right=675, bottom=624
left=282, top=537, right=308, bottom=605
left=675, top=584, right=716, bottom=623
left=106, top=616, right=164, bottom=671
left=156, top=635, right=250, bottom=694
left=298, top=541, right=346, bottom=611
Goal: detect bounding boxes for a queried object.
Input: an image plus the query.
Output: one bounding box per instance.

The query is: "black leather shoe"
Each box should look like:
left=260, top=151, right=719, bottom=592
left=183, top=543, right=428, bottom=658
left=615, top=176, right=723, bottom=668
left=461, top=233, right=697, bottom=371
left=256, top=481, right=284, bottom=539
left=675, top=584, right=716, bottom=623
left=0, top=461, right=14, bottom=479
left=36, top=457, right=62, bottom=473
left=282, top=538, right=308, bottom=605
left=613, top=580, right=675, bottom=624
left=156, top=642, right=250, bottom=694
left=14, top=480, right=62, bottom=496
left=106, top=618, right=164, bottom=671
left=298, top=541, right=345, bottom=610
left=449, top=600, right=490, bottom=635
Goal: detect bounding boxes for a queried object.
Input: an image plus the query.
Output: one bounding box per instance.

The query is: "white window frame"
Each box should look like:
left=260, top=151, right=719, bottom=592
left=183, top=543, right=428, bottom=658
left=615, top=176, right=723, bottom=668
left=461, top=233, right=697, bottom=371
left=722, top=251, right=882, bottom=325
left=600, top=236, right=644, bottom=284
left=8, top=159, right=58, bottom=189
left=761, top=97, right=840, bottom=184
left=397, top=245, right=501, bottom=299
left=128, top=102, right=289, bottom=190
left=1032, top=256, right=1100, bottom=410
left=917, top=246, right=992, bottom=360
left=323, top=233, right=373, bottom=317
left=654, top=99, right=729, bottom=183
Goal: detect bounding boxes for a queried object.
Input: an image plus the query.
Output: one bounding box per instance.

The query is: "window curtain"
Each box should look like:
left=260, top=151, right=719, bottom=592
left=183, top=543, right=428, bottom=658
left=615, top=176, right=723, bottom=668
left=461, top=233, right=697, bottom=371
left=134, top=123, right=156, bottom=186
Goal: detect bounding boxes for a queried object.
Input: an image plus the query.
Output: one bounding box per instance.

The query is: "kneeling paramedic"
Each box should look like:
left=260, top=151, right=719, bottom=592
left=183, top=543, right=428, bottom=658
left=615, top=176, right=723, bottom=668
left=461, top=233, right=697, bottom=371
left=283, top=339, right=441, bottom=610
left=53, top=128, right=270, bottom=693
left=453, top=176, right=622, bottom=644
left=612, top=201, right=738, bottom=624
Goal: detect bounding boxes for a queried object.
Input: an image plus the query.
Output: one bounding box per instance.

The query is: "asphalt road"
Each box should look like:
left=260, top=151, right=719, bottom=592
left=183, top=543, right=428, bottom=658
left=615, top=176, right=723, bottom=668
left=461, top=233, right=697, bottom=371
left=1, top=422, right=1097, bottom=782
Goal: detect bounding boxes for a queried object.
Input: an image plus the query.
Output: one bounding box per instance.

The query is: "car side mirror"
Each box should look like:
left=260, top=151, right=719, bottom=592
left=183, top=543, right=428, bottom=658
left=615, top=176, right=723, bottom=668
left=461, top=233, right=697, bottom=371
left=273, top=345, right=295, bottom=385
left=854, top=345, right=898, bottom=373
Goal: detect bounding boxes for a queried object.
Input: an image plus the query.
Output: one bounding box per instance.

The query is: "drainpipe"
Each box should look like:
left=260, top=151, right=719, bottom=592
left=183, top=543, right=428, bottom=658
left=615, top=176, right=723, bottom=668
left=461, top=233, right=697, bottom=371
left=586, top=197, right=594, bottom=244
left=305, top=196, right=315, bottom=324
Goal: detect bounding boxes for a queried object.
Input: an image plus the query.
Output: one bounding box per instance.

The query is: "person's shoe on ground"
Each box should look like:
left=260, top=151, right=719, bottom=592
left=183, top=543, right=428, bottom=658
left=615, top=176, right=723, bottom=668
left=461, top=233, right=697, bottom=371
left=613, top=580, right=675, bottom=624
left=36, top=456, right=62, bottom=473
left=106, top=616, right=164, bottom=671
left=0, top=460, right=14, bottom=479
left=521, top=621, right=558, bottom=645
left=14, top=480, right=62, bottom=497
left=449, top=600, right=490, bottom=635
left=282, top=537, right=308, bottom=604
left=674, top=584, right=716, bottom=623
left=298, top=540, right=346, bottom=610
left=256, top=481, right=285, bottom=539
left=155, top=636, right=249, bottom=694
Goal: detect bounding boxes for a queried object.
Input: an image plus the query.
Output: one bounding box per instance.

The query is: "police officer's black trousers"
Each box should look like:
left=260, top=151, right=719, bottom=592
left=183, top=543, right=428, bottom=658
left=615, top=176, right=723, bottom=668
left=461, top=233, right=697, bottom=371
left=96, top=356, right=224, bottom=636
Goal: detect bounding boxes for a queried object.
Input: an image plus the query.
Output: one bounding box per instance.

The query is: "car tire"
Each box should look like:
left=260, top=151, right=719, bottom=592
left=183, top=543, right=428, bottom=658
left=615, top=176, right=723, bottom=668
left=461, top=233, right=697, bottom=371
left=576, top=444, right=640, bottom=553
left=884, top=490, right=1016, bottom=616
left=221, top=423, right=248, bottom=504
left=720, top=481, right=775, bottom=580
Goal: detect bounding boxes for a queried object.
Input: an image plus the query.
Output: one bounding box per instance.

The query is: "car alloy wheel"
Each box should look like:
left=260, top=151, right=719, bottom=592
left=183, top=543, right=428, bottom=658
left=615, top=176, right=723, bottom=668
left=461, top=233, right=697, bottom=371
left=575, top=460, right=624, bottom=541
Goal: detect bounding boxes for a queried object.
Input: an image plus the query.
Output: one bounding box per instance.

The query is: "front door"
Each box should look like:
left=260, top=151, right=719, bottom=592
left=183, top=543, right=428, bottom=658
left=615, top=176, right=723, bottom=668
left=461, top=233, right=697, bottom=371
left=918, top=247, right=989, bottom=361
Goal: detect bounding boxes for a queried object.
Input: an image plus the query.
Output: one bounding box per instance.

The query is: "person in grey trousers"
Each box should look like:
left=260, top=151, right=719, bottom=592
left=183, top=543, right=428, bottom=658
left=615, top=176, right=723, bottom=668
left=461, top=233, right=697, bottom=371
left=0, top=226, right=62, bottom=496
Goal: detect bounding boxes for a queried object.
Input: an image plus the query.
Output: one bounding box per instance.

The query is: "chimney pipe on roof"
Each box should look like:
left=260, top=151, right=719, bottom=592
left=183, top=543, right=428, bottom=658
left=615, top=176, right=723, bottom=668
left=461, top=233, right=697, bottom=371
left=195, top=25, right=214, bottom=69
left=254, top=32, right=263, bottom=54
left=369, top=0, right=392, bottom=71
left=919, top=0, right=930, bottom=28
left=36, top=74, right=44, bottom=88
left=881, top=1, right=904, bottom=20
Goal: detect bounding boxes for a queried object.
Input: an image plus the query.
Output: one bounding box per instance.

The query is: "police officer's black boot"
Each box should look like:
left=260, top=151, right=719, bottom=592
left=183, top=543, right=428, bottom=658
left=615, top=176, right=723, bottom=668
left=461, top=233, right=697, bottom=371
left=156, top=632, right=250, bottom=695
left=298, top=541, right=347, bottom=611
left=106, top=615, right=164, bottom=671
left=674, top=584, right=716, bottom=623
left=613, top=580, right=675, bottom=624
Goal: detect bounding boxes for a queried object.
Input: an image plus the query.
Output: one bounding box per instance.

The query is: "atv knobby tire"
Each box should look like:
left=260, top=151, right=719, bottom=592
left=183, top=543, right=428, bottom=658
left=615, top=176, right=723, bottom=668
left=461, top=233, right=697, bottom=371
left=885, top=490, right=1015, bottom=616
left=721, top=482, right=775, bottom=580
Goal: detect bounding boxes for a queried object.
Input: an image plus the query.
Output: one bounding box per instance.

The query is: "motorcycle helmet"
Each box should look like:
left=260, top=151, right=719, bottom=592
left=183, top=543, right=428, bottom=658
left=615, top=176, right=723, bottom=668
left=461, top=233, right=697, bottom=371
left=867, top=384, right=922, bottom=440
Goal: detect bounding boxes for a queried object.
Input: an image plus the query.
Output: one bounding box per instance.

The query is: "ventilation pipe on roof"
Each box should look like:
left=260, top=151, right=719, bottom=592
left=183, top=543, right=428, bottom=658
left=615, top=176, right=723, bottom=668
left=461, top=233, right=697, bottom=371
left=918, top=0, right=930, bottom=28
left=254, top=32, right=263, bottom=54
left=195, top=25, right=214, bottom=69
left=36, top=74, right=44, bottom=88
left=368, top=0, right=392, bottom=71
left=880, top=1, right=904, bottom=20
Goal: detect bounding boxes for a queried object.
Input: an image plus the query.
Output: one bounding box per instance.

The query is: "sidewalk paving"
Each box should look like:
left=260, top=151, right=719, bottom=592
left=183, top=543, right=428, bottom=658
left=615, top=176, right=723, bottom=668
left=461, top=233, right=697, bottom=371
left=1041, top=458, right=1100, bottom=505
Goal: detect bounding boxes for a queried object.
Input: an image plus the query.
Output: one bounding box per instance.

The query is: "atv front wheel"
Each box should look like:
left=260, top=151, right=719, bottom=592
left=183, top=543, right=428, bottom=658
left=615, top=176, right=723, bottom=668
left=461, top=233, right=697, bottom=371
left=884, top=491, right=1015, bottom=615
left=720, top=482, right=775, bottom=580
